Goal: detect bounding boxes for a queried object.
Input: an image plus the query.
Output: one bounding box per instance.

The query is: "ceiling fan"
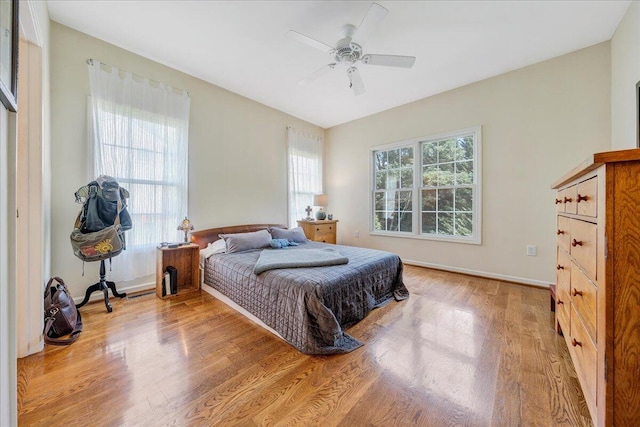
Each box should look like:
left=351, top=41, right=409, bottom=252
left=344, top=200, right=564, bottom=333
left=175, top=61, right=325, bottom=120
left=288, top=2, right=416, bottom=96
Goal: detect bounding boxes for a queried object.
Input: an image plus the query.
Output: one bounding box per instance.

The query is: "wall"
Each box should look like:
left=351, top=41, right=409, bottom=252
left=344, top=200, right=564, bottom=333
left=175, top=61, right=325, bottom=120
left=326, top=43, right=611, bottom=286
left=611, top=1, right=640, bottom=150
left=50, top=23, right=324, bottom=298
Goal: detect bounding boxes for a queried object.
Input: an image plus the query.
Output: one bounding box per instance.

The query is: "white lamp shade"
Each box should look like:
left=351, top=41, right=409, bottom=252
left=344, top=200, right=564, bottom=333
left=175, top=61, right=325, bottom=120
left=313, top=194, right=328, bottom=207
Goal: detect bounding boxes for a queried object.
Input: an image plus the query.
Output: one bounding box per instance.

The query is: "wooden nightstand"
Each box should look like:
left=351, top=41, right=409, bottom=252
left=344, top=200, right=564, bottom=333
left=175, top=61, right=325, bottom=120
left=297, top=219, right=338, bottom=244
left=156, top=243, right=200, bottom=299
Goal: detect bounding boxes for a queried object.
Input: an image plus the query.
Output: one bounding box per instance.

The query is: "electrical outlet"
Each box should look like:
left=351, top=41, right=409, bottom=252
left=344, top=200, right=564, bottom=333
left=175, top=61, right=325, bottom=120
left=354, top=230, right=360, bottom=238
left=526, top=245, right=537, bottom=256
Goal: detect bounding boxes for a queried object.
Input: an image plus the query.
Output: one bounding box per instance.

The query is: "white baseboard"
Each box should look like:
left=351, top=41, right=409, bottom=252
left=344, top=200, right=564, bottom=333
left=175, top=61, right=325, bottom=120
left=402, top=258, right=550, bottom=288
left=72, top=281, right=155, bottom=305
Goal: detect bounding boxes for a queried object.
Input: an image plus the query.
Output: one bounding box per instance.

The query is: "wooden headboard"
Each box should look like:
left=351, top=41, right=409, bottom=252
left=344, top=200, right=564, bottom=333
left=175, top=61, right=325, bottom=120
left=190, top=223, right=287, bottom=249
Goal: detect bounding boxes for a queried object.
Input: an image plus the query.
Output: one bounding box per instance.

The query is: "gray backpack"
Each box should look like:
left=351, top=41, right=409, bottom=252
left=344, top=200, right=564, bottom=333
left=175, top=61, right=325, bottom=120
left=70, top=175, right=129, bottom=262
left=75, top=176, right=132, bottom=233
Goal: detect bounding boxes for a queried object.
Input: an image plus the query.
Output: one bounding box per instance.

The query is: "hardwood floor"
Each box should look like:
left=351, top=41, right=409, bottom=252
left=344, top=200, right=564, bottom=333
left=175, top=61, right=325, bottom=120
left=18, top=265, right=592, bottom=426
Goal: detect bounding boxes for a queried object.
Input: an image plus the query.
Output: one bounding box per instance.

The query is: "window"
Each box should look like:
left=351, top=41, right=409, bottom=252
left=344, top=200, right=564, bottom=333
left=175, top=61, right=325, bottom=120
left=373, top=146, right=414, bottom=232
left=287, top=127, right=323, bottom=227
left=94, top=109, right=187, bottom=249
left=371, top=127, right=481, bottom=244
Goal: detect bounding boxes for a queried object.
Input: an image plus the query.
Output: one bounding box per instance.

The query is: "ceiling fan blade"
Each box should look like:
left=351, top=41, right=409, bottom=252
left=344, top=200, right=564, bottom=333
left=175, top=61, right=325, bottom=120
left=287, top=30, right=334, bottom=54
left=347, top=67, right=366, bottom=96
left=299, top=64, right=336, bottom=86
left=351, top=3, right=388, bottom=47
left=362, top=54, right=416, bottom=68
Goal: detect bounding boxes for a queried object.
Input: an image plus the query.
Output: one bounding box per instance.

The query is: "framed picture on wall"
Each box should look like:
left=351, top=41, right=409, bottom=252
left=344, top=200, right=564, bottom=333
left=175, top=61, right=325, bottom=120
left=0, top=0, right=18, bottom=112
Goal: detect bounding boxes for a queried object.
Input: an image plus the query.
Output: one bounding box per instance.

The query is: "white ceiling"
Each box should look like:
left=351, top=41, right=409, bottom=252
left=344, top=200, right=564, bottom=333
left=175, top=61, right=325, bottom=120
left=47, top=1, right=630, bottom=129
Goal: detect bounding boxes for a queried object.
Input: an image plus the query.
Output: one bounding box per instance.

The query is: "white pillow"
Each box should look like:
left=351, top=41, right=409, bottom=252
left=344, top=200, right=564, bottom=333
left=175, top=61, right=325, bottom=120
left=208, top=239, right=227, bottom=254
left=199, top=239, right=227, bottom=268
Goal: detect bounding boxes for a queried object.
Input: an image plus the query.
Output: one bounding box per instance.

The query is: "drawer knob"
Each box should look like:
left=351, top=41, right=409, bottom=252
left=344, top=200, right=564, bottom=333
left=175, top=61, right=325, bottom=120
left=329, top=227, right=332, bottom=230
left=564, top=197, right=573, bottom=203
left=555, top=198, right=562, bottom=204
left=556, top=229, right=565, bottom=235
left=572, top=289, right=583, bottom=297
left=556, top=264, right=564, bottom=270
left=557, top=299, right=564, bottom=305
left=577, top=194, right=588, bottom=203
left=316, top=228, right=320, bottom=231
left=571, top=338, right=582, bottom=347
left=571, top=239, right=583, bottom=247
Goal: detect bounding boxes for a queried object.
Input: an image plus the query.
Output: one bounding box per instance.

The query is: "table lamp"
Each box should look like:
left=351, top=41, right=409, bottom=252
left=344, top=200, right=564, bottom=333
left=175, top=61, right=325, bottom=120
left=177, top=217, right=194, bottom=242
left=313, top=194, right=328, bottom=220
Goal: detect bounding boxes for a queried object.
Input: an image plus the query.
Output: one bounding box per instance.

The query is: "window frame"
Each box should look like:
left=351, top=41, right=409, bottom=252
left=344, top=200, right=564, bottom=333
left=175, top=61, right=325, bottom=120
left=369, top=126, right=482, bottom=245
left=90, top=99, right=189, bottom=250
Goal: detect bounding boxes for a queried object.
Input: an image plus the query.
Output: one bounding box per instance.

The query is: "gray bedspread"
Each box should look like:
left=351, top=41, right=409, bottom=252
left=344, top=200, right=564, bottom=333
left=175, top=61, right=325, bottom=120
left=204, top=242, right=409, bottom=354
left=254, top=247, right=349, bottom=274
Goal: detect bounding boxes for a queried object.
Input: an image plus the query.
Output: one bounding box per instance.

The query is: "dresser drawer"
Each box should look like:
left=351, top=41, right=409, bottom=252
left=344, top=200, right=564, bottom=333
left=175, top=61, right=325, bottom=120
left=569, top=306, right=597, bottom=413
left=556, top=216, right=571, bottom=252
left=313, top=223, right=335, bottom=235
left=556, top=248, right=571, bottom=296
left=556, top=248, right=571, bottom=332
left=313, top=224, right=335, bottom=243
left=570, top=263, right=597, bottom=342
left=576, top=177, right=597, bottom=218
left=313, top=234, right=335, bottom=244
left=564, top=185, right=577, bottom=214
left=570, top=219, right=597, bottom=280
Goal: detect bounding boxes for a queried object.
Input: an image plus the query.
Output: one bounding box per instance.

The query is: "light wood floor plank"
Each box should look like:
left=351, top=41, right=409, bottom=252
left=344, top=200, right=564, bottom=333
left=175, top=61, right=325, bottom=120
left=18, top=265, right=592, bottom=426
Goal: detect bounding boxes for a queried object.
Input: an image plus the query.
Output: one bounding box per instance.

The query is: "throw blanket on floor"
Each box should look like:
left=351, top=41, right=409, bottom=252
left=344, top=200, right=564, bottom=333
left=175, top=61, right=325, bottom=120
left=254, top=247, right=349, bottom=274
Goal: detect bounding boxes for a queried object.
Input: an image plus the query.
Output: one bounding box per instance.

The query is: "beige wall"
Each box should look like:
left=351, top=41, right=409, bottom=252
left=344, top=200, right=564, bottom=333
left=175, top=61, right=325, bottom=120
left=611, top=1, right=640, bottom=150
left=50, top=23, right=324, bottom=298
left=326, top=43, right=611, bottom=285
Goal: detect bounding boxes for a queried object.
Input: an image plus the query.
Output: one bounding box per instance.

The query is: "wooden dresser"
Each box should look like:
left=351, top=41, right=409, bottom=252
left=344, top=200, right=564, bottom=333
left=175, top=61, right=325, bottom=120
left=552, top=148, right=640, bottom=426
left=297, top=219, right=338, bottom=244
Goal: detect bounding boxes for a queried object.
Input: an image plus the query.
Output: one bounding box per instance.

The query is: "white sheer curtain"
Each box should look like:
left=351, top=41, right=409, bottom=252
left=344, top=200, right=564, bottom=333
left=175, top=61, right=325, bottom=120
left=287, top=127, right=323, bottom=228
left=88, top=60, right=190, bottom=282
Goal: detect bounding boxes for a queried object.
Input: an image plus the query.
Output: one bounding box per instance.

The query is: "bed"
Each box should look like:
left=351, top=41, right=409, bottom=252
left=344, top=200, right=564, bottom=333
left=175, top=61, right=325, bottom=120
left=191, top=224, right=409, bottom=354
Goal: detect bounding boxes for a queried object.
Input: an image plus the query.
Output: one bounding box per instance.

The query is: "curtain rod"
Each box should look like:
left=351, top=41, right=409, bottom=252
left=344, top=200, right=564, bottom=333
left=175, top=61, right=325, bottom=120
left=86, top=58, right=189, bottom=97
left=286, top=126, right=324, bottom=141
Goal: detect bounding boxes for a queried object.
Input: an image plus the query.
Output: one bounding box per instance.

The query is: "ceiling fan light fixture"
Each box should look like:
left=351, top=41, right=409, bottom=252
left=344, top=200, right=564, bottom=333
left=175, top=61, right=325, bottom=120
left=290, top=2, right=413, bottom=96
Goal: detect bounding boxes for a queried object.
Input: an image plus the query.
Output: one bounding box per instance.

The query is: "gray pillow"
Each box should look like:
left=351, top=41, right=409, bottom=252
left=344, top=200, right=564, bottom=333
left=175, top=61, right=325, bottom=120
left=219, top=229, right=272, bottom=253
left=269, top=227, right=308, bottom=243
